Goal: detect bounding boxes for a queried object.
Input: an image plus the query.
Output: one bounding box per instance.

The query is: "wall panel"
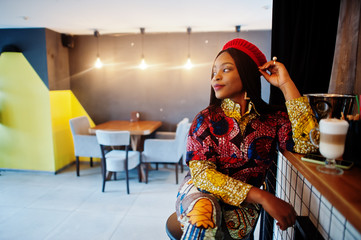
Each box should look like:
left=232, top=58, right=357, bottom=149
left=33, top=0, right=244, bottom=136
left=0, top=52, right=54, bottom=171
left=69, top=31, right=272, bottom=131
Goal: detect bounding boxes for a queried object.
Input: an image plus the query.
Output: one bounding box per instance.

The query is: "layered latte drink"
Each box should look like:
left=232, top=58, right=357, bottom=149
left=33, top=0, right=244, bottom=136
left=319, top=118, right=349, bottom=160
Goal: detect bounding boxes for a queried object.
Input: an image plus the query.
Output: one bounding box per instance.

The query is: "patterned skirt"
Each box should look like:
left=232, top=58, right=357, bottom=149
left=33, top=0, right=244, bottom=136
left=175, top=172, right=260, bottom=240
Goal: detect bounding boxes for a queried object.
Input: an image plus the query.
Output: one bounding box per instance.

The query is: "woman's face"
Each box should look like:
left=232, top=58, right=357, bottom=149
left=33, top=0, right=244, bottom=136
left=211, top=52, right=244, bottom=103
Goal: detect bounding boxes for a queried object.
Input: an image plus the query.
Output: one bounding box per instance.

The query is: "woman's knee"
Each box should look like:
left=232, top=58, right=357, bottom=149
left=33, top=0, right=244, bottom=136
left=178, top=191, right=222, bottom=227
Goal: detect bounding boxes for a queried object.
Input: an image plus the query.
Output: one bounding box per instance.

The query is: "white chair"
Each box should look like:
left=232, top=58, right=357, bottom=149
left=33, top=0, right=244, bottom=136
left=69, top=116, right=102, bottom=177
left=96, top=130, right=140, bottom=193
left=142, top=118, right=190, bottom=184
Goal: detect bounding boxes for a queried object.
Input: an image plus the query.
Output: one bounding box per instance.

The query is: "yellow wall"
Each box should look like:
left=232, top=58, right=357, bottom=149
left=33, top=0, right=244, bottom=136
left=0, top=52, right=97, bottom=173
left=0, top=52, right=55, bottom=171
left=50, top=90, right=97, bottom=171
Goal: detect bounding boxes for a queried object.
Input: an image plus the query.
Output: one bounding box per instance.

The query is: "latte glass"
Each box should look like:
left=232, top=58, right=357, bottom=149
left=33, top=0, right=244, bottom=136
left=310, top=118, right=349, bottom=175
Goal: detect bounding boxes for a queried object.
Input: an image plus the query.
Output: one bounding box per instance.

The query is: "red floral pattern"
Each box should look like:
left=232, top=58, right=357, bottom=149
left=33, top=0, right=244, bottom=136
left=187, top=106, right=294, bottom=187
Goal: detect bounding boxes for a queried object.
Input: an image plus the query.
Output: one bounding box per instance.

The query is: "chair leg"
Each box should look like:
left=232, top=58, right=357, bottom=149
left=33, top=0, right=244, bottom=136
left=76, top=156, right=80, bottom=177
left=101, top=158, right=106, bottom=192
left=180, top=159, right=184, bottom=173
left=138, top=165, right=142, bottom=182
left=145, top=163, right=149, bottom=184
left=102, top=177, right=106, bottom=192
left=90, top=157, right=93, bottom=167
left=126, top=168, right=130, bottom=194
left=175, top=163, right=178, bottom=184
left=114, top=172, right=117, bottom=180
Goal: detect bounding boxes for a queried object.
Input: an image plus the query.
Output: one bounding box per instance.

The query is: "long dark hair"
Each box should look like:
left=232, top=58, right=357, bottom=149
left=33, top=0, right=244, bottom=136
left=209, top=48, right=283, bottom=115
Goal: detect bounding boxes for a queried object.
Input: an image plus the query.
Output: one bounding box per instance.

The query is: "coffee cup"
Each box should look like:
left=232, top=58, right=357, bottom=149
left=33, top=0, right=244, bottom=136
left=309, top=118, right=349, bottom=175
left=310, top=118, right=349, bottom=159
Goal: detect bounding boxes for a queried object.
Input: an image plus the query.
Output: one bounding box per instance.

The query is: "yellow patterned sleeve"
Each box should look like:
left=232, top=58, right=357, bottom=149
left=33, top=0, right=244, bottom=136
left=189, top=160, right=253, bottom=207
left=285, top=96, right=319, bottom=153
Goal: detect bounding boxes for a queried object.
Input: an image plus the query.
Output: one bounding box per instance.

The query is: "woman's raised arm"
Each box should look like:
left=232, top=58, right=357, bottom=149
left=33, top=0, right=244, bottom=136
left=259, top=61, right=301, bottom=101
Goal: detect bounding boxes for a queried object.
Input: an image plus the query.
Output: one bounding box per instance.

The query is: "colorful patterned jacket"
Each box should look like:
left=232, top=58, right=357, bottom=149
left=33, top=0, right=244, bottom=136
left=186, top=96, right=317, bottom=206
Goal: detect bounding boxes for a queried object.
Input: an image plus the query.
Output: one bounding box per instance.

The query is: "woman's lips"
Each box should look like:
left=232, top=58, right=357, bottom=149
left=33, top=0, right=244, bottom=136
left=213, top=84, right=224, bottom=91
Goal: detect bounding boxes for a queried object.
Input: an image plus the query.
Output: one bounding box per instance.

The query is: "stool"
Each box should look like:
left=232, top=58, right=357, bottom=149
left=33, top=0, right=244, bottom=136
left=166, top=212, right=183, bottom=240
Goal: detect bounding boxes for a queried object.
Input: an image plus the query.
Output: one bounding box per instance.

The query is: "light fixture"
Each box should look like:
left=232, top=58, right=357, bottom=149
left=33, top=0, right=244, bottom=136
left=94, top=30, right=103, bottom=69
left=184, top=27, right=193, bottom=69
left=235, top=25, right=241, bottom=38
left=139, top=27, right=148, bottom=70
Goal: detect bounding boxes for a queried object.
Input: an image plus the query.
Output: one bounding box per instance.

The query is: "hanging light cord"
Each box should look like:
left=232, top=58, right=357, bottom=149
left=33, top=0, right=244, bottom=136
left=140, top=28, right=145, bottom=59
left=94, top=30, right=100, bottom=57
left=187, top=27, right=191, bottom=58
left=93, top=30, right=103, bottom=68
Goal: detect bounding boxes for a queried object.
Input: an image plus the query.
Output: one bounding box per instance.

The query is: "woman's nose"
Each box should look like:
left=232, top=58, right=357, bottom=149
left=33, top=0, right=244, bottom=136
left=212, top=72, right=221, bottom=81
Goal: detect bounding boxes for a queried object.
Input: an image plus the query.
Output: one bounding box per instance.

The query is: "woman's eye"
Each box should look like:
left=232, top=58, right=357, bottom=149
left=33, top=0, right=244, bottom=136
left=223, top=68, right=230, bottom=72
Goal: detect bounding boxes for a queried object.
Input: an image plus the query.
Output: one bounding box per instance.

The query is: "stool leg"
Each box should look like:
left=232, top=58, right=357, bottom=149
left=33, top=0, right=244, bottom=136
left=76, top=156, right=80, bottom=177
left=166, top=212, right=183, bottom=240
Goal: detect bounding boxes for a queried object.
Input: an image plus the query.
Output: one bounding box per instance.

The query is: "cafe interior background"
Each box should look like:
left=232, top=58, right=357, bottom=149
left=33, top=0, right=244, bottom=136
left=1, top=0, right=361, bottom=239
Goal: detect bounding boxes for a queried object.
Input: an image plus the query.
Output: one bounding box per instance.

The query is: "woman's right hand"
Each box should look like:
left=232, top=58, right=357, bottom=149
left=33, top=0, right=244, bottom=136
left=246, top=187, right=297, bottom=230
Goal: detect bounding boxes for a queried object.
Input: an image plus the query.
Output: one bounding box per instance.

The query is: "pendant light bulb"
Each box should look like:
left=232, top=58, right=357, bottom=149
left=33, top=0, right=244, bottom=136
left=95, top=56, right=103, bottom=68
left=94, top=30, right=103, bottom=69
left=185, top=57, right=193, bottom=69
left=139, top=57, right=148, bottom=70
left=139, top=28, right=148, bottom=70
left=184, top=27, right=193, bottom=69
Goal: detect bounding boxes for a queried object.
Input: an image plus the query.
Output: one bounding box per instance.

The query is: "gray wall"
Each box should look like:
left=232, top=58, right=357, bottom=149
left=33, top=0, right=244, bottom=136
left=69, top=30, right=271, bottom=131
left=0, top=28, right=49, bottom=87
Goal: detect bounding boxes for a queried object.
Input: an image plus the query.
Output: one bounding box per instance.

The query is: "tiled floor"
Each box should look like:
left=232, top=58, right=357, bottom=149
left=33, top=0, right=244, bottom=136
left=0, top=163, right=187, bottom=240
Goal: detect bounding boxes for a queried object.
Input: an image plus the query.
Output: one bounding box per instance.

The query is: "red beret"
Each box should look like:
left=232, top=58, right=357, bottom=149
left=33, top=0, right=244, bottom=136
left=222, top=38, right=267, bottom=66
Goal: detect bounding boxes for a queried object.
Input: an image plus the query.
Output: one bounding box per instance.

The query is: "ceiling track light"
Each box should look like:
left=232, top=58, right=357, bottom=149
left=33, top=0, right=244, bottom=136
left=184, top=27, right=193, bottom=69
left=94, top=30, right=103, bottom=69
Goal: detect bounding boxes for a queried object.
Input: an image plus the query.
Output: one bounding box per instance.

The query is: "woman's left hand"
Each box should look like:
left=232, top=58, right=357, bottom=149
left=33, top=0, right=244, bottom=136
left=258, top=60, right=301, bottom=101
left=258, top=61, right=292, bottom=88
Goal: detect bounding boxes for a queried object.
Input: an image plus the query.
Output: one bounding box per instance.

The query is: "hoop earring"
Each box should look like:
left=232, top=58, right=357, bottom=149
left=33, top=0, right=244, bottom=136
left=244, top=92, right=250, bottom=100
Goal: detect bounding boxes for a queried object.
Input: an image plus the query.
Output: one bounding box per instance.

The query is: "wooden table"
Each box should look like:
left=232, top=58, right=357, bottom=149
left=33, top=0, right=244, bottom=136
left=90, top=120, right=162, bottom=151
left=283, top=150, right=361, bottom=233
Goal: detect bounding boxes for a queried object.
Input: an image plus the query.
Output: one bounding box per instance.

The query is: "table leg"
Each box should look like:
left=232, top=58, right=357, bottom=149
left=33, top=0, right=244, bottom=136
left=140, top=164, right=147, bottom=182
left=106, top=172, right=113, bottom=180
left=130, top=135, right=141, bottom=151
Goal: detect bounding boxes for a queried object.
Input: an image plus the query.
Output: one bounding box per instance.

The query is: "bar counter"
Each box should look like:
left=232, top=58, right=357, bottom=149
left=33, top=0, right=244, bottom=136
left=282, top=150, right=361, bottom=233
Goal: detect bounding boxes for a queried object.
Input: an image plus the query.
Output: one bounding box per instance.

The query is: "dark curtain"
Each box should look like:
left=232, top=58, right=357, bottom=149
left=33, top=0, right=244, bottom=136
left=261, top=2, right=341, bottom=238
left=269, top=0, right=341, bottom=105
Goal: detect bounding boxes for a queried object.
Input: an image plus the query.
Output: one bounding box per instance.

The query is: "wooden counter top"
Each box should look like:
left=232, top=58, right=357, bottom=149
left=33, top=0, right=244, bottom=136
left=282, top=150, right=361, bottom=233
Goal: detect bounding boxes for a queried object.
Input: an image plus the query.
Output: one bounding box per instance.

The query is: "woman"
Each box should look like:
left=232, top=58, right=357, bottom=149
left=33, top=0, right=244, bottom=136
left=175, top=38, right=318, bottom=240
